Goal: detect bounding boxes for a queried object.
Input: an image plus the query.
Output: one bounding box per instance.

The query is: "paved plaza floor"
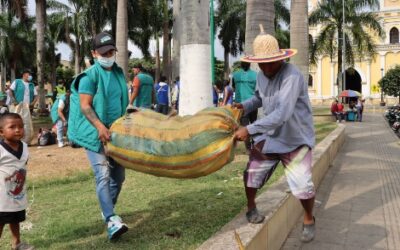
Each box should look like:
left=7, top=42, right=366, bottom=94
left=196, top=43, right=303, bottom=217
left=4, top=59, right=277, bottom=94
left=282, top=112, right=400, bottom=250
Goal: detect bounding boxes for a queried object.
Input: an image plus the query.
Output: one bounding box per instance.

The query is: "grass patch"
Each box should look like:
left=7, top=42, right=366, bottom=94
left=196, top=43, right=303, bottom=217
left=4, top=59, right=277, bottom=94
left=0, top=121, right=336, bottom=250
left=312, top=107, right=331, bottom=116
left=315, top=122, right=338, bottom=143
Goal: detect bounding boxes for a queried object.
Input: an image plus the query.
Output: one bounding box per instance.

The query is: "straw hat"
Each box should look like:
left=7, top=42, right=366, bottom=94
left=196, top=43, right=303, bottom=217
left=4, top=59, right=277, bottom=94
left=241, top=24, right=297, bottom=63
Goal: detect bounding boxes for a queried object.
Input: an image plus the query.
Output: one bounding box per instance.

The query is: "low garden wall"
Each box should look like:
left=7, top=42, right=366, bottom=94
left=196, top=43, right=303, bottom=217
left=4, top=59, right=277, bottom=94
left=198, top=124, right=346, bottom=250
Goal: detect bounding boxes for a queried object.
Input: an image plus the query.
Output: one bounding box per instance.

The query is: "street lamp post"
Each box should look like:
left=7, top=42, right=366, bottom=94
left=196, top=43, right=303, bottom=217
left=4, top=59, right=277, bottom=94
left=342, top=0, right=346, bottom=95
left=380, top=68, right=386, bottom=106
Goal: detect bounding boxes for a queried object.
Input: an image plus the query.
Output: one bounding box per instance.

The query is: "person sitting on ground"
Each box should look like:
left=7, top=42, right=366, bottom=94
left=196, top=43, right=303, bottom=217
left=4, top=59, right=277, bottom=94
left=331, top=99, right=339, bottom=121
left=234, top=28, right=316, bottom=242
left=0, top=97, right=9, bottom=116
left=154, top=76, right=170, bottom=115
left=221, top=79, right=234, bottom=106
left=337, top=101, right=345, bottom=122
left=0, top=113, right=34, bottom=250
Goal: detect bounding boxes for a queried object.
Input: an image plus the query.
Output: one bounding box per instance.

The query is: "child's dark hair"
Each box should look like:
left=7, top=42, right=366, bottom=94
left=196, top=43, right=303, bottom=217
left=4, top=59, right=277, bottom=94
left=0, top=113, right=23, bottom=128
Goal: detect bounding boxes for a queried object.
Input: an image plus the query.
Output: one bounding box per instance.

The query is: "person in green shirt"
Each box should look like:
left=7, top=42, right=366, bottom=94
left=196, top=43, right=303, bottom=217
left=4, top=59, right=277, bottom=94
left=232, top=62, right=258, bottom=149
left=128, top=64, right=154, bottom=109
left=68, top=32, right=129, bottom=241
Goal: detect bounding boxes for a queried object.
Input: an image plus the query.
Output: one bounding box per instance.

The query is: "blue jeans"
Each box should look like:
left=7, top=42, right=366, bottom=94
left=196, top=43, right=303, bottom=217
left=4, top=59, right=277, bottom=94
left=86, top=146, right=125, bottom=222
left=56, top=119, right=64, bottom=144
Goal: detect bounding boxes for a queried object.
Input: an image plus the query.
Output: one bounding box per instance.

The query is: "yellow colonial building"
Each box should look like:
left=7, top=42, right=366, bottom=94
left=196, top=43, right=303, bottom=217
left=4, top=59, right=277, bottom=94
left=308, top=0, right=400, bottom=104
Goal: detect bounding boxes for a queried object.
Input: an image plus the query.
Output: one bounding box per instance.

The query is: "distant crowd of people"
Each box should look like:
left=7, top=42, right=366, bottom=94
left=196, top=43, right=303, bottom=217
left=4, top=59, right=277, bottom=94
left=331, top=98, right=365, bottom=122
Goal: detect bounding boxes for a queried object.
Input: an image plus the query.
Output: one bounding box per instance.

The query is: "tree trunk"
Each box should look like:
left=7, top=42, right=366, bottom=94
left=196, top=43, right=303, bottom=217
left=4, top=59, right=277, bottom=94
left=51, top=50, right=57, bottom=86
left=116, top=0, right=128, bottom=79
left=290, top=0, right=309, bottom=85
left=162, top=0, right=170, bottom=80
left=180, top=0, right=211, bottom=115
left=75, top=40, right=81, bottom=74
left=172, top=0, right=181, bottom=81
left=337, top=24, right=343, bottom=95
left=0, top=63, right=5, bottom=92
left=155, top=37, right=161, bottom=83
left=36, top=0, right=47, bottom=111
left=224, top=49, right=230, bottom=80
left=11, top=65, right=15, bottom=83
left=245, top=0, right=275, bottom=56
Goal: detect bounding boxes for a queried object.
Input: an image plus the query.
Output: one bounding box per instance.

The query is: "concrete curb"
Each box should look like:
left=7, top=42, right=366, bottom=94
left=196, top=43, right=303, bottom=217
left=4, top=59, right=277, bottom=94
left=198, top=124, right=346, bottom=250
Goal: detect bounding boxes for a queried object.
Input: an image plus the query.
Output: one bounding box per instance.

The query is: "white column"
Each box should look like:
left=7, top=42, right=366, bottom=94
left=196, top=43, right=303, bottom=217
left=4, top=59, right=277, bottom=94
left=380, top=54, right=386, bottom=76
left=317, top=57, right=323, bottom=98
left=366, top=61, right=371, bottom=97
left=330, top=62, right=336, bottom=97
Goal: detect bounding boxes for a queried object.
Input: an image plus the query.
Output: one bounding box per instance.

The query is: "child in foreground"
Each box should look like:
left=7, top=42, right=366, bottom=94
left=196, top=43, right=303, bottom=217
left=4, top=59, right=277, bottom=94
left=0, top=113, right=34, bottom=250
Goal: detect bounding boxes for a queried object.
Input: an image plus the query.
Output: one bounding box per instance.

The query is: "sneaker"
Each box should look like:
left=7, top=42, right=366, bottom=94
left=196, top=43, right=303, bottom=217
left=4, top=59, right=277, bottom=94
left=58, top=142, right=64, bottom=148
left=107, top=215, right=128, bottom=240
left=246, top=208, right=265, bottom=224
left=300, top=217, right=315, bottom=243
left=12, top=242, right=35, bottom=250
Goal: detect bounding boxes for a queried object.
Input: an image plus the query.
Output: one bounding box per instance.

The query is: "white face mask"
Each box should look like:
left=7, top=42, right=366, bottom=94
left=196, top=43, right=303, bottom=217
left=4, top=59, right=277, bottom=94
left=27, top=75, right=33, bottom=81
left=97, top=55, right=115, bottom=68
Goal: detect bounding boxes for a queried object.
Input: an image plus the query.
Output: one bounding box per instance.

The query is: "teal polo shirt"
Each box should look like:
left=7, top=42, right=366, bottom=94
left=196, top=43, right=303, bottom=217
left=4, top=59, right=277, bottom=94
left=79, top=71, right=122, bottom=127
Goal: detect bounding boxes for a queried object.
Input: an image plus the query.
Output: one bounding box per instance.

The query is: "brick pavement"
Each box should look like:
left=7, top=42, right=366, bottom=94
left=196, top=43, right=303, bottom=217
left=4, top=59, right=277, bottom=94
left=281, top=112, right=400, bottom=250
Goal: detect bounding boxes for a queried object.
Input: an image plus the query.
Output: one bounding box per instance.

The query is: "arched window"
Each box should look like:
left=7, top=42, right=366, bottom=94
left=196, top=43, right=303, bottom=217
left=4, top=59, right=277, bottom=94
left=390, top=27, right=399, bottom=44
left=308, top=74, right=313, bottom=88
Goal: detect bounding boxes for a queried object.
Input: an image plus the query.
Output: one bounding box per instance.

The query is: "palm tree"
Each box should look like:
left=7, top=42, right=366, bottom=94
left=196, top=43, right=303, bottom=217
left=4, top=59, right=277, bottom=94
left=216, top=0, right=246, bottom=79
left=162, top=0, right=170, bottom=80
left=290, top=0, right=309, bottom=84
left=171, top=0, right=181, bottom=81
left=309, top=0, right=384, bottom=94
left=274, top=0, right=290, bottom=48
left=116, top=0, right=128, bottom=78
left=36, top=0, right=47, bottom=111
left=245, top=0, right=275, bottom=56
left=0, top=0, right=28, bottom=20
left=179, top=0, right=211, bottom=115
left=0, top=13, right=35, bottom=82
left=0, top=0, right=28, bottom=90
left=46, top=12, right=66, bottom=85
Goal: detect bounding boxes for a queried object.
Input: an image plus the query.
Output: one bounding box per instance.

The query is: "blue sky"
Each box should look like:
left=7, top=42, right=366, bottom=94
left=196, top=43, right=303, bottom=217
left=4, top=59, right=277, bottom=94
left=27, top=0, right=239, bottom=63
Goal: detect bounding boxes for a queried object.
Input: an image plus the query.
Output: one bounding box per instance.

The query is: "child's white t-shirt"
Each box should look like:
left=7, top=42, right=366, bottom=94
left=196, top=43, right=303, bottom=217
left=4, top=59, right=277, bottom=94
left=0, top=141, right=28, bottom=212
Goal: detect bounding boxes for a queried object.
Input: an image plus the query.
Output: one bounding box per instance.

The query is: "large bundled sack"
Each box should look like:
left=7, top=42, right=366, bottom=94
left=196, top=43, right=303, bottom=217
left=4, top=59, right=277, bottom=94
left=9, top=103, right=34, bottom=144
left=107, top=107, right=242, bottom=178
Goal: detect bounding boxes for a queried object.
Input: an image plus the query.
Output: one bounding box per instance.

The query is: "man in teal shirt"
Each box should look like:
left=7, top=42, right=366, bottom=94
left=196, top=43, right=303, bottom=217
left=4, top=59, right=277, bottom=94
left=9, top=70, right=38, bottom=107
left=128, top=64, right=154, bottom=109
left=232, top=62, right=257, bottom=149
left=68, top=32, right=129, bottom=241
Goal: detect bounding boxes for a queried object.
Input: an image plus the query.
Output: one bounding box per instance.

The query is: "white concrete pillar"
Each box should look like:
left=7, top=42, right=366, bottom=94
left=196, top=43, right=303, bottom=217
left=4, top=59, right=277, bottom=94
left=380, top=54, right=386, bottom=76
left=317, top=57, right=323, bottom=98
left=366, top=61, right=371, bottom=97
left=330, top=62, right=336, bottom=97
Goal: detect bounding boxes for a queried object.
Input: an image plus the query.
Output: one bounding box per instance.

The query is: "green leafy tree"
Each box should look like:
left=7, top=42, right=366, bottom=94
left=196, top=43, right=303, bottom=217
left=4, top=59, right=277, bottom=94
left=379, top=65, right=400, bottom=103
left=0, top=13, right=35, bottom=82
left=309, top=0, right=384, bottom=94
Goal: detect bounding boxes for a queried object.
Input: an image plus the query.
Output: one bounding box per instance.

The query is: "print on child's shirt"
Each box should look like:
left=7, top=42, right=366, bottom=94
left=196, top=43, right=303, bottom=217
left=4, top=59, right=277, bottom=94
left=5, top=168, right=26, bottom=200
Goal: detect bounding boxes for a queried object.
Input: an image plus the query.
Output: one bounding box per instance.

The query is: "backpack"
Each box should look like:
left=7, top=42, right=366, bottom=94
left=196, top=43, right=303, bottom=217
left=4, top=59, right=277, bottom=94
left=37, top=128, right=56, bottom=146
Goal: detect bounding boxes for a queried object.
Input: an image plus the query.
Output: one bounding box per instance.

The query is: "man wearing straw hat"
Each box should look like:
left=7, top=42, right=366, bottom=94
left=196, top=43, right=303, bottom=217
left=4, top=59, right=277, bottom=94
left=234, top=25, right=316, bottom=242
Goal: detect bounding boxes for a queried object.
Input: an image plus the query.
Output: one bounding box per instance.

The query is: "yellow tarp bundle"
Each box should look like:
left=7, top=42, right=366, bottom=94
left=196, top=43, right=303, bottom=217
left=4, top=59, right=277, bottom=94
left=107, top=107, right=241, bottom=178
